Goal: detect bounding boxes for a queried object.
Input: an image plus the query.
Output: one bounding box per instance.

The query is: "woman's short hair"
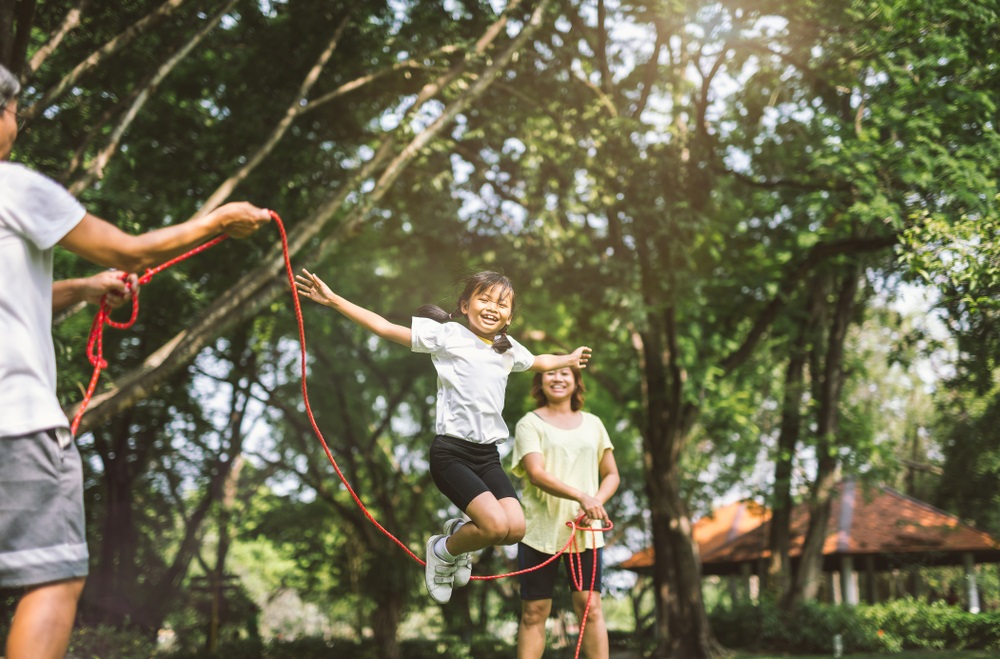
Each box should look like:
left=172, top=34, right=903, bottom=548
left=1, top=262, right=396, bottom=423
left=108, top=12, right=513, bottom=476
left=0, top=64, right=20, bottom=111
left=531, top=363, right=586, bottom=411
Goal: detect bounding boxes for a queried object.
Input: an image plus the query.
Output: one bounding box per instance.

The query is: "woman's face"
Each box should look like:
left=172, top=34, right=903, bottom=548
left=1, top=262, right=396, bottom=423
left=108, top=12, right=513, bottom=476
left=540, top=367, right=576, bottom=404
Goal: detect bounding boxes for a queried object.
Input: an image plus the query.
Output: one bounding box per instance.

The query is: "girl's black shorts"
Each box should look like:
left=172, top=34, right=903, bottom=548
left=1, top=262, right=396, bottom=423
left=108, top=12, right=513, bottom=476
left=428, top=434, right=518, bottom=511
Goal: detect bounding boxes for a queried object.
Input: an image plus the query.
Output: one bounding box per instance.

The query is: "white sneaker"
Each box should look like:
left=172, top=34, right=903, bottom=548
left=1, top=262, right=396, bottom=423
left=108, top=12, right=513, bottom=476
left=425, top=534, right=457, bottom=603
left=443, top=518, right=473, bottom=587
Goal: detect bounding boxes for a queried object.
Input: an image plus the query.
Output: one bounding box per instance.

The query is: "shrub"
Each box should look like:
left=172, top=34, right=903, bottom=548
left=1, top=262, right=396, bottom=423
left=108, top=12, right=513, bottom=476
left=66, top=624, right=156, bottom=659
left=709, top=597, right=1000, bottom=654
left=163, top=636, right=382, bottom=659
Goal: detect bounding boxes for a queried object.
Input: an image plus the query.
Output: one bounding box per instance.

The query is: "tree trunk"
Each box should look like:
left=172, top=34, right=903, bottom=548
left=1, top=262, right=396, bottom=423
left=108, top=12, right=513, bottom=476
left=0, top=0, right=36, bottom=72
left=646, top=460, right=720, bottom=658
left=785, top=265, right=861, bottom=606
left=637, top=309, right=721, bottom=658
left=767, top=307, right=811, bottom=602
left=370, top=582, right=404, bottom=659
left=83, top=414, right=143, bottom=627
left=206, top=454, right=243, bottom=653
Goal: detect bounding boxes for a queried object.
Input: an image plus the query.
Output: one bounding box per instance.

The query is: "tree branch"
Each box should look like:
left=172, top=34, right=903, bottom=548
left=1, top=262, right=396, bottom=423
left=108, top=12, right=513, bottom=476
left=22, top=0, right=190, bottom=124
left=194, top=12, right=351, bottom=217
left=720, top=233, right=898, bottom=373
left=24, top=0, right=87, bottom=78
left=66, top=0, right=238, bottom=195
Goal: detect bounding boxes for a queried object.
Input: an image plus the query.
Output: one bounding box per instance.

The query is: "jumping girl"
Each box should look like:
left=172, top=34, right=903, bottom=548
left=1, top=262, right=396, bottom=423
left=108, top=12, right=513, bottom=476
left=294, top=269, right=591, bottom=604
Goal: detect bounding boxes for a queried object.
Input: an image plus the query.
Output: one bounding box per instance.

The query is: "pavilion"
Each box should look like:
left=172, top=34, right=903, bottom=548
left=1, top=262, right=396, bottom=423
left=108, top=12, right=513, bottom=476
left=618, top=480, right=1000, bottom=611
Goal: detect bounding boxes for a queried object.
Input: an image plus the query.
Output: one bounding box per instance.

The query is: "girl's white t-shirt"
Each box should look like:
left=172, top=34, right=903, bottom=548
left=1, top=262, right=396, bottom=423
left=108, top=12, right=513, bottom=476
left=0, top=163, right=87, bottom=436
left=411, top=317, right=534, bottom=444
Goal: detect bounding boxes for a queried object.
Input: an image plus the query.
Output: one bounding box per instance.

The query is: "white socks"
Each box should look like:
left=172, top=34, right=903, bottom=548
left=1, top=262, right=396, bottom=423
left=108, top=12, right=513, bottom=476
left=434, top=536, right=458, bottom=562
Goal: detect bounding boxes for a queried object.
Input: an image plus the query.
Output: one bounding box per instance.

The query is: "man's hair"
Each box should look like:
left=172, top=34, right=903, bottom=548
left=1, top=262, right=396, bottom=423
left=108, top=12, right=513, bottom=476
left=0, top=64, right=21, bottom=111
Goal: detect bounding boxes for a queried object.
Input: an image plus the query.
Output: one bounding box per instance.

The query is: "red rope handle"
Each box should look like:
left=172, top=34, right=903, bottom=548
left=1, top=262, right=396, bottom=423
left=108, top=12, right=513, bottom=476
left=70, top=235, right=228, bottom=435
left=71, top=212, right=613, bottom=659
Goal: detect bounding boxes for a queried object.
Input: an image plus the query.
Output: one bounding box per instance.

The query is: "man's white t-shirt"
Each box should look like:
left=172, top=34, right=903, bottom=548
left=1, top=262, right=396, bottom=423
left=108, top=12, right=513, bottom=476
left=411, top=316, right=534, bottom=444
left=0, top=163, right=87, bottom=436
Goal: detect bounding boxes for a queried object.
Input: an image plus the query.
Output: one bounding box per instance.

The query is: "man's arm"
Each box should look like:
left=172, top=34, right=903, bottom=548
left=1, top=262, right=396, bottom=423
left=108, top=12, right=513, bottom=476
left=58, top=202, right=270, bottom=273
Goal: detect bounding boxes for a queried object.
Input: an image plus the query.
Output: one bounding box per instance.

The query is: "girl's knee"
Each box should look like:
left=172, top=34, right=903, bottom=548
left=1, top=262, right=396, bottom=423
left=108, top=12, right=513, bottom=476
left=476, top=515, right=511, bottom=545
left=504, top=521, right=526, bottom=545
left=499, top=502, right=525, bottom=544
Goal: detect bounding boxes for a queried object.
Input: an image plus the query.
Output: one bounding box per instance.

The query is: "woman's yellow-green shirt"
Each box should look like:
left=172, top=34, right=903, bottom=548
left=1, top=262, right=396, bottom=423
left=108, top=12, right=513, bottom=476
left=511, top=411, right=614, bottom=553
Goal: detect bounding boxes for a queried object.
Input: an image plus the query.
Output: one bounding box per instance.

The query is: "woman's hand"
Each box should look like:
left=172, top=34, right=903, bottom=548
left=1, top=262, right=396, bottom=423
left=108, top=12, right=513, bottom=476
left=577, top=493, right=608, bottom=525
left=295, top=268, right=337, bottom=307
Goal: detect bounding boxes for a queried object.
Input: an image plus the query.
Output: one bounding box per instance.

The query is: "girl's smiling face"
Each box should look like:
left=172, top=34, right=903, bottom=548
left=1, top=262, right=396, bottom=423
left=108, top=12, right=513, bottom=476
left=461, top=284, right=513, bottom=339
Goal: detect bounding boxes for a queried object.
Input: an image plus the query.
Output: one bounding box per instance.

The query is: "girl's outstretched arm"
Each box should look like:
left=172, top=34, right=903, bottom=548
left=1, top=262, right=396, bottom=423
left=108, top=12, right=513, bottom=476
left=530, top=345, right=592, bottom=372
left=295, top=268, right=412, bottom=347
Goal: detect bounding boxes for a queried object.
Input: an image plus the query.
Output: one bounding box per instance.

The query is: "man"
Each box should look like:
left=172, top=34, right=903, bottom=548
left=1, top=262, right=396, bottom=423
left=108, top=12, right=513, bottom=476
left=0, top=63, right=271, bottom=659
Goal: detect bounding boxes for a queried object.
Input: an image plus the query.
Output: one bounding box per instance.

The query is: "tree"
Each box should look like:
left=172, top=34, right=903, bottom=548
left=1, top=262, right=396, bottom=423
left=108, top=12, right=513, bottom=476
left=421, top=0, right=999, bottom=654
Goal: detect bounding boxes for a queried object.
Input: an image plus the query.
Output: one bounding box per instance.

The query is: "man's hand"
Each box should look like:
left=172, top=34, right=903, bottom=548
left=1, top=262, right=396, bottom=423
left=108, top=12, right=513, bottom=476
left=211, top=202, right=271, bottom=239
left=81, top=271, right=138, bottom=307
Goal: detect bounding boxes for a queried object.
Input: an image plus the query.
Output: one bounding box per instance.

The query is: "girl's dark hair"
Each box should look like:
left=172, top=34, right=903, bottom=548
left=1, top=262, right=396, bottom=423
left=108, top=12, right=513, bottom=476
left=531, top=362, right=586, bottom=411
left=415, top=271, right=516, bottom=354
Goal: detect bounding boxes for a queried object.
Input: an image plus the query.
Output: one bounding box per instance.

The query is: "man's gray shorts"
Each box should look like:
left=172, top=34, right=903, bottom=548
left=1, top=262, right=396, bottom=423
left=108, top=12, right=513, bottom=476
left=0, top=427, right=89, bottom=587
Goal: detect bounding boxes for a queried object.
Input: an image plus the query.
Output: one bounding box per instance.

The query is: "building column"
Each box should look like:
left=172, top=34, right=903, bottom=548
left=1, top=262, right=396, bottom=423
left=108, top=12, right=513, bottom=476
left=734, top=562, right=752, bottom=604
left=748, top=566, right=760, bottom=604
left=963, top=552, right=981, bottom=614
left=840, top=555, right=858, bottom=606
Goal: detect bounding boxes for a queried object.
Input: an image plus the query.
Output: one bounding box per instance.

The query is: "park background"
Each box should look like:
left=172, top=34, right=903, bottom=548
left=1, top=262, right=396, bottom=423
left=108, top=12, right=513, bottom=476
left=1, top=0, right=999, bottom=657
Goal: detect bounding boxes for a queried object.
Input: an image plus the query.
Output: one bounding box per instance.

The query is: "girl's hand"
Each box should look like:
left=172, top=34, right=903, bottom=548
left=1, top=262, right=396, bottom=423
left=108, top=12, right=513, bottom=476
left=570, top=345, right=592, bottom=369
left=295, top=268, right=337, bottom=306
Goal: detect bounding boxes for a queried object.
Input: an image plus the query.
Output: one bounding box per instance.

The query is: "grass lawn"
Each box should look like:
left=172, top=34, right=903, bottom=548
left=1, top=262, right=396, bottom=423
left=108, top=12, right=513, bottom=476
left=737, top=652, right=996, bottom=659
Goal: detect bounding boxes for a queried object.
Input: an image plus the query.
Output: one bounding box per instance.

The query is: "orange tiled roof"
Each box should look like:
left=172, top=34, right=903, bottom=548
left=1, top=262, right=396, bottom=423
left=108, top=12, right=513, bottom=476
left=619, top=481, right=1000, bottom=574
left=617, top=499, right=769, bottom=571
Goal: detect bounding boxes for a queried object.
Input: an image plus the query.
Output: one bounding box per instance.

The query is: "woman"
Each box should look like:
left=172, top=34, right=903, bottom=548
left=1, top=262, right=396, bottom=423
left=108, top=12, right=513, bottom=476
left=511, top=364, right=619, bottom=658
